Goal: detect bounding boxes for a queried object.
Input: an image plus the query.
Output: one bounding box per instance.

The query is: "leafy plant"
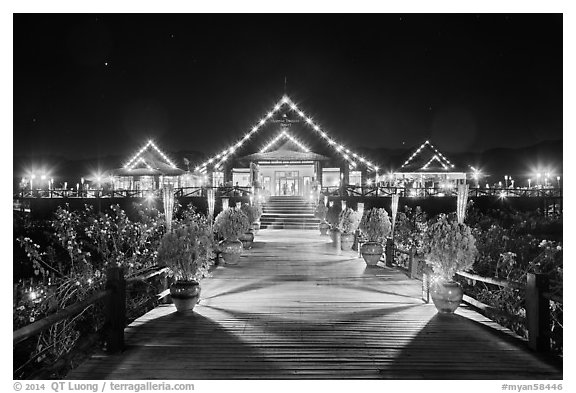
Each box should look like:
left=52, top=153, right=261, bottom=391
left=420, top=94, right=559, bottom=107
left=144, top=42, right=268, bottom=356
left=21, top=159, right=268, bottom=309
left=424, top=214, right=478, bottom=280
left=213, top=208, right=250, bottom=240
left=337, top=208, right=362, bottom=234
left=359, top=208, right=391, bottom=242
left=314, top=203, right=328, bottom=221
left=326, top=205, right=340, bottom=227
left=157, top=213, right=214, bottom=282
left=241, top=204, right=263, bottom=223
left=394, top=205, right=428, bottom=253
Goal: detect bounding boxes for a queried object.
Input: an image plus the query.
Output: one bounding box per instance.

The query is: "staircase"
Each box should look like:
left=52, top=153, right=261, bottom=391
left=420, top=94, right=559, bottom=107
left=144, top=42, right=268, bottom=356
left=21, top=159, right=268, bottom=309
left=260, top=196, right=319, bottom=230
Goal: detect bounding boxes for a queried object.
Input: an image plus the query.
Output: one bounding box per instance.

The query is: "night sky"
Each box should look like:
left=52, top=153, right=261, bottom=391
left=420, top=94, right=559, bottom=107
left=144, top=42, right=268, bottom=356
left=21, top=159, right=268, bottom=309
left=13, top=14, right=562, bottom=161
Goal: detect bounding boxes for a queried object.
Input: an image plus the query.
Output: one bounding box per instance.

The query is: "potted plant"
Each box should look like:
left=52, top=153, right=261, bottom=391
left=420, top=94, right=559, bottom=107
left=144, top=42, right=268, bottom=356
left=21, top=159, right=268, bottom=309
left=326, top=204, right=341, bottom=244
left=359, top=208, right=392, bottom=266
left=314, top=203, right=329, bottom=235
left=337, top=208, right=362, bottom=251
left=213, top=207, right=250, bottom=264
left=424, top=214, right=478, bottom=313
left=157, top=215, right=214, bottom=313
left=241, top=204, right=263, bottom=235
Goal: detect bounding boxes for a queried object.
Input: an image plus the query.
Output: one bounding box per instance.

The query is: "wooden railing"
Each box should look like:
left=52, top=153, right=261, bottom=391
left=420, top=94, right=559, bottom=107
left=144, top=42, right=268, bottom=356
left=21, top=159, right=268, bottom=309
left=15, top=186, right=254, bottom=199
left=320, top=186, right=562, bottom=198
left=14, top=266, right=172, bottom=357
left=387, top=242, right=562, bottom=353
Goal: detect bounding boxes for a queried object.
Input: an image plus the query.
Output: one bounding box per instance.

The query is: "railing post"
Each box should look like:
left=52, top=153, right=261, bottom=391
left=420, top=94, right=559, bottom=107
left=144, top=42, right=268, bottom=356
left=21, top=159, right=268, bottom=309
left=409, top=246, right=418, bottom=279
left=105, top=267, right=126, bottom=353
left=526, top=273, right=550, bottom=352
left=385, top=238, right=394, bottom=267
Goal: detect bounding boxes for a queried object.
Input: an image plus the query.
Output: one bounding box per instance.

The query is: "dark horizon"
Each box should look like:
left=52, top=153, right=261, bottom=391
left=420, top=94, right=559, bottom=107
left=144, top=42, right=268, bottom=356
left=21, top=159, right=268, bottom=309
left=14, top=13, right=562, bottom=162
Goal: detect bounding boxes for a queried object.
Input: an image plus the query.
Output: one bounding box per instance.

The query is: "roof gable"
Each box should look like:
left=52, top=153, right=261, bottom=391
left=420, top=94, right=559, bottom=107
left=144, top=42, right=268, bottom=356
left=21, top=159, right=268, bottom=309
left=193, top=95, right=379, bottom=173
left=397, top=140, right=457, bottom=172
left=123, top=140, right=178, bottom=170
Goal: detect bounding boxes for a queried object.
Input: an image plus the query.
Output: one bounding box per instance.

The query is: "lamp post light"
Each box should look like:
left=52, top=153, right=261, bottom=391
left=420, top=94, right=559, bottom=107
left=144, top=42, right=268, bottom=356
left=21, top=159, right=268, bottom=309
left=536, top=173, right=541, bottom=187
left=545, top=172, right=549, bottom=187
left=557, top=176, right=561, bottom=188
left=504, top=175, right=508, bottom=188
left=30, top=174, right=36, bottom=191
left=528, top=178, right=531, bottom=188
left=511, top=179, right=514, bottom=188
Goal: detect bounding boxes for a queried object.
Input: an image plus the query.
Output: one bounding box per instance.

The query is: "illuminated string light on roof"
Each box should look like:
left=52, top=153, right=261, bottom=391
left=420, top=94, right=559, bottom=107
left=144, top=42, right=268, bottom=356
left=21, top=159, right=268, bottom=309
left=401, top=140, right=454, bottom=169
left=422, top=155, right=448, bottom=170
left=129, top=158, right=154, bottom=170
left=194, top=95, right=380, bottom=172
left=124, top=140, right=177, bottom=169
left=260, top=131, right=310, bottom=153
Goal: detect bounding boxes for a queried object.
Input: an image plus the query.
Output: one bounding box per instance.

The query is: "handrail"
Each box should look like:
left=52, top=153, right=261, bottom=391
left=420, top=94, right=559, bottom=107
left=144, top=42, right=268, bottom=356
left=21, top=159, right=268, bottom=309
left=13, top=265, right=172, bottom=356
left=456, top=271, right=523, bottom=290
left=13, top=289, right=112, bottom=345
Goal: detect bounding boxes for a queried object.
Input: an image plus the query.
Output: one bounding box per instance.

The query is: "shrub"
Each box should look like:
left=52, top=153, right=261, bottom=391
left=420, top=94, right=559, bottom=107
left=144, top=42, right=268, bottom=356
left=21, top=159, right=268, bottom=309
left=213, top=208, right=250, bottom=240
left=337, top=208, right=362, bottom=234
left=314, top=203, right=328, bottom=221
left=157, top=213, right=214, bottom=282
left=326, top=205, right=340, bottom=227
left=424, top=214, right=478, bottom=280
left=359, top=208, right=391, bottom=242
left=241, top=204, right=263, bottom=223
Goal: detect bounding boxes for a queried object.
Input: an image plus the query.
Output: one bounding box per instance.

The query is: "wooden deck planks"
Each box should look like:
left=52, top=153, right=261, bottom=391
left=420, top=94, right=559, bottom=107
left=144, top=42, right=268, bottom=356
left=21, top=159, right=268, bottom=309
left=68, top=229, right=562, bottom=380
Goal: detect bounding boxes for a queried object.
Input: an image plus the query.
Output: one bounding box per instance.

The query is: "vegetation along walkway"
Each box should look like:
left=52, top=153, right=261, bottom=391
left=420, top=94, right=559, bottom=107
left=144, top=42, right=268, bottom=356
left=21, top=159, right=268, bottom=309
left=69, top=229, right=562, bottom=379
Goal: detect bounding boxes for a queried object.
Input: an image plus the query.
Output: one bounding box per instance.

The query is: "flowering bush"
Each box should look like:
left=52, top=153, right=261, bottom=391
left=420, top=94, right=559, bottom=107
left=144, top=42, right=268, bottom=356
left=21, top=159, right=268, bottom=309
left=337, top=208, right=362, bottom=234
left=314, top=203, right=328, bottom=221
left=213, top=208, right=250, bottom=240
left=394, top=206, right=428, bottom=253
left=241, top=204, right=263, bottom=224
left=157, top=213, right=214, bottom=282
left=359, top=208, right=391, bottom=242
left=14, top=203, right=165, bottom=378
left=424, top=214, right=478, bottom=280
left=326, top=205, right=340, bottom=227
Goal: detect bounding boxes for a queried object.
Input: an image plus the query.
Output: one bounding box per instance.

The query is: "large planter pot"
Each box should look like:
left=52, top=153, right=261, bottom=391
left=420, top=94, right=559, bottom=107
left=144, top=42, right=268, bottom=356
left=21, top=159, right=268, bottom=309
left=329, top=228, right=340, bottom=244
left=220, top=239, right=243, bottom=265
left=340, top=233, right=355, bottom=251
left=319, top=221, right=330, bottom=235
left=251, top=221, right=261, bottom=234
left=430, top=280, right=464, bottom=313
left=170, top=281, right=201, bottom=313
left=239, top=231, right=255, bottom=249
left=361, top=241, right=383, bottom=266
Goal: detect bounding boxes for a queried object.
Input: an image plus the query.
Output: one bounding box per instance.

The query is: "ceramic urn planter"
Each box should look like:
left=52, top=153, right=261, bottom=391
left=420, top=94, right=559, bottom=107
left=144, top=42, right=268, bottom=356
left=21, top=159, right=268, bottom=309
left=430, top=279, right=464, bottom=313
left=239, top=231, right=255, bottom=249
left=360, top=241, right=383, bottom=266
left=170, top=281, right=201, bottom=313
left=340, top=233, right=355, bottom=251
left=220, top=239, right=243, bottom=265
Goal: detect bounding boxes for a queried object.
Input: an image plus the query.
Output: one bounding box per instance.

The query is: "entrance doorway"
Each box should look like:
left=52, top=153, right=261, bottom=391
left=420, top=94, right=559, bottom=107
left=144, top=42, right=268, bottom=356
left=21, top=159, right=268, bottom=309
left=276, top=177, right=299, bottom=196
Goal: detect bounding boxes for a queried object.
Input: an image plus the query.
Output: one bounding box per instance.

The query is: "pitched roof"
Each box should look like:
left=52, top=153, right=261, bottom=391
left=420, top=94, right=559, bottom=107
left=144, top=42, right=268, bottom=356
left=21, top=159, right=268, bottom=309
left=193, top=95, right=379, bottom=174
left=108, top=140, right=184, bottom=176
left=395, top=140, right=463, bottom=173
left=241, top=149, right=331, bottom=162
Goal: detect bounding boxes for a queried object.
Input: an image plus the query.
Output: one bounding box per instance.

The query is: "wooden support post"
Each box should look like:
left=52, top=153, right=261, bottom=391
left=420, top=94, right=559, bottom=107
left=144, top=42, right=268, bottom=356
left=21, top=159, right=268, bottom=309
left=526, top=273, right=550, bottom=352
left=385, top=238, right=394, bottom=267
left=105, top=267, right=126, bottom=353
left=409, top=247, right=418, bottom=279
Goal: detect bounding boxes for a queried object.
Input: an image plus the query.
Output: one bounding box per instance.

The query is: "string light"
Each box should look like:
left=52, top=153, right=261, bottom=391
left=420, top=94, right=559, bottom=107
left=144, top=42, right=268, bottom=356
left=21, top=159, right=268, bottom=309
left=124, top=140, right=177, bottom=169
left=401, top=140, right=454, bottom=169
left=260, top=131, right=310, bottom=153
left=421, top=155, right=448, bottom=170
left=194, top=94, right=379, bottom=172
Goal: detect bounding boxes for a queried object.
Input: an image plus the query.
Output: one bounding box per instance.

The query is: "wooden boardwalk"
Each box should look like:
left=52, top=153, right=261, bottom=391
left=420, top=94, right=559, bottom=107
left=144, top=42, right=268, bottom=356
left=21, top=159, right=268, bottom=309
left=69, top=230, right=562, bottom=379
